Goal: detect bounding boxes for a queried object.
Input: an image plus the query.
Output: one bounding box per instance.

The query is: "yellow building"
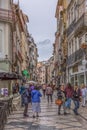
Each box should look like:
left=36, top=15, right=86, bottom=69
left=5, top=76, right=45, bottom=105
left=54, top=0, right=68, bottom=86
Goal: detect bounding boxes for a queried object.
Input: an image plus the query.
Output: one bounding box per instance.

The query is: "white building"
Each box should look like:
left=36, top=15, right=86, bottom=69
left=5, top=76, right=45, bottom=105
left=66, top=0, right=87, bottom=86
left=0, top=0, right=14, bottom=92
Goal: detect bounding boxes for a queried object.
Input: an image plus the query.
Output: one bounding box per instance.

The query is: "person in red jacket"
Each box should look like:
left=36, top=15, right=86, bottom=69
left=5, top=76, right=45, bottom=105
left=65, top=83, right=74, bottom=111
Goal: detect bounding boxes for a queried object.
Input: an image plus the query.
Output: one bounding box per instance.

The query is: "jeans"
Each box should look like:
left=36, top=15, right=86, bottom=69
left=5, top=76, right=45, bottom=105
left=24, top=104, right=28, bottom=116
left=65, top=98, right=72, bottom=109
left=58, top=102, right=66, bottom=114
left=47, top=94, right=53, bottom=103
left=73, top=100, right=79, bottom=114
left=82, top=96, right=86, bottom=106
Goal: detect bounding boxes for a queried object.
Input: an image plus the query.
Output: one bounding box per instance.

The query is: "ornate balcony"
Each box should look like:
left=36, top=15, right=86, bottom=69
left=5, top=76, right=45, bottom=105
left=0, top=8, right=15, bottom=23
left=74, top=13, right=87, bottom=36
left=67, top=48, right=84, bottom=66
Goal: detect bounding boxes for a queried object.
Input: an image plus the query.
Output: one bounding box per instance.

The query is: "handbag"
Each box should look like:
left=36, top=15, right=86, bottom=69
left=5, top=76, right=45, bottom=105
left=55, top=99, right=63, bottom=105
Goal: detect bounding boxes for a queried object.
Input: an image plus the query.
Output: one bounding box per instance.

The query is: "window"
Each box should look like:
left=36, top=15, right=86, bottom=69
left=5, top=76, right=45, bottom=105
left=72, top=40, right=74, bottom=53
left=85, top=34, right=87, bottom=42
left=79, top=38, right=82, bottom=48
left=74, top=3, right=76, bottom=20
left=68, top=12, right=70, bottom=25
left=0, top=30, right=2, bottom=53
left=75, top=38, right=77, bottom=51
left=69, top=43, right=71, bottom=55
left=71, top=7, right=73, bottom=22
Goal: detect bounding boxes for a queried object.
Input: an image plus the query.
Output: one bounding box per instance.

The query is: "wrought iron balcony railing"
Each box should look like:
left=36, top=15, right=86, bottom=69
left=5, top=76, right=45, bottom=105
left=74, top=13, right=87, bottom=36
left=67, top=48, right=84, bottom=66
left=0, top=8, right=15, bottom=23
left=66, top=19, right=75, bottom=36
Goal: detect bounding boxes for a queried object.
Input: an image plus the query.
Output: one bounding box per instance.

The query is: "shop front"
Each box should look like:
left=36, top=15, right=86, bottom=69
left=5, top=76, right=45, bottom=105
left=70, top=71, right=87, bottom=86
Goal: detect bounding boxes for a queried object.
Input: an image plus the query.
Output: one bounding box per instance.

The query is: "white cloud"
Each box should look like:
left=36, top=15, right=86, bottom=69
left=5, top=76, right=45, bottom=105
left=19, top=0, right=57, bottom=60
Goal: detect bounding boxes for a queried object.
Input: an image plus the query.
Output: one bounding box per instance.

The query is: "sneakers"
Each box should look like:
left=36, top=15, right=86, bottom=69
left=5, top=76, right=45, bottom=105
left=73, top=109, right=79, bottom=115
left=64, top=112, right=67, bottom=115
left=58, top=112, right=60, bottom=115
left=33, top=115, right=35, bottom=118
left=24, top=114, right=29, bottom=117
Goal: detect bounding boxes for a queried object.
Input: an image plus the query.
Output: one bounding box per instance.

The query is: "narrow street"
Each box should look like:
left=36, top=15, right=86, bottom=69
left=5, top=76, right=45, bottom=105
left=5, top=93, right=87, bottom=130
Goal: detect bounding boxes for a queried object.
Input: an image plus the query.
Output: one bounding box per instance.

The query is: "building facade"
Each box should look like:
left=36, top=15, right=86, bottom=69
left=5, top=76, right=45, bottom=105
left=66, top=0, right=87, bottom=86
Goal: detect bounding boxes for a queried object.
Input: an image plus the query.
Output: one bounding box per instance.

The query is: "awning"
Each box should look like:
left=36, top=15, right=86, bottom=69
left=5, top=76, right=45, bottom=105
left=0, top=72, right=22, bottom=80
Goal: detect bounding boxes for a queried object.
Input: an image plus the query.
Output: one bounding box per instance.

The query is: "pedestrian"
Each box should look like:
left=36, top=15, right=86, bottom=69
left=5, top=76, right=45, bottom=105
left=65, top=83, right=74, bottom=112
left=46, top=84, right=53, bottom=103
left=19, top=83, right=26, bottom=107
left=42, top=84, right=46, bottom=97
left=73, top=85, right=81, bottom=115
left=23, top=85, right=31, bottom=117
left=12, top=83, right=19, bottom=94
left=29, top=84, right=35, bottom=91
left=31, top=86, right=42, bottom=118
left=57, top=85, right=67, bottom=115
left=81, top=84, right=87, bottom=107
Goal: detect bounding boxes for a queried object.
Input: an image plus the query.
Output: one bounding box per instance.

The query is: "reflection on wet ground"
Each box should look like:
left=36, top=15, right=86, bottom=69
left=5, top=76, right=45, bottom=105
left=5, top=94, right=87, bottom=130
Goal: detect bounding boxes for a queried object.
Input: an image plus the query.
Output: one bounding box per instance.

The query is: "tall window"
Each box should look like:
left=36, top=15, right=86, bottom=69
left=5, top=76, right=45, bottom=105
left=0, top=30, right=2, bottom=53
left=72, top=40, right=74, bottom=53
left=85, top=34, right=87, bottom=42
left=71, top=7, right=73, bottom=22
left=75, top=38, right=77, bottom=51
left=79, top=37, right=82, bottom=48
left=74, top=3, right=76, bottom=20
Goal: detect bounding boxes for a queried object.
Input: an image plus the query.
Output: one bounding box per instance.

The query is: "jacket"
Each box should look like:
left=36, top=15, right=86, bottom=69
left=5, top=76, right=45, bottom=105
left=57, top=90, right=66, bottom=102
left=31, top=90, right=42, bottom=103
left=23, top=88, right=31, bottom=104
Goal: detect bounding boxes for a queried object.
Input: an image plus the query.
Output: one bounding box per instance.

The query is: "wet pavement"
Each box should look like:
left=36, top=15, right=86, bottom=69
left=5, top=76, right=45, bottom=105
left=5, top=94, right=87, bottom=130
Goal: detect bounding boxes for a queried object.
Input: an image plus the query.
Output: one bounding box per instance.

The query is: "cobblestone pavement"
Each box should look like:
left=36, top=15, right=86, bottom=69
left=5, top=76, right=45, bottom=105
left=5, top=94, right=87, bottom=130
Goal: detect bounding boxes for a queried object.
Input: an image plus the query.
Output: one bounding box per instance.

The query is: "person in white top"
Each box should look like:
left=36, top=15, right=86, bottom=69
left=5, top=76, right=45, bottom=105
left=81, top=84, right=87, bottom=107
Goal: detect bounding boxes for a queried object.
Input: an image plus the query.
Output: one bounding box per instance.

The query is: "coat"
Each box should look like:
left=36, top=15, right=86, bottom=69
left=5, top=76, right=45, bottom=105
left=31, top=90, right=42, bottom=103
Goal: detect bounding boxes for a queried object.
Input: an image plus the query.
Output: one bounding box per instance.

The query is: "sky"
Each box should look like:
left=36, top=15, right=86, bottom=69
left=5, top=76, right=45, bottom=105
left=19, top=0, right=58, bottom=61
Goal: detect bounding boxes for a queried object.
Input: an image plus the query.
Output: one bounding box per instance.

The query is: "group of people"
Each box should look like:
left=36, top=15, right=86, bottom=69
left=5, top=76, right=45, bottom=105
left=57, top=83, right=87, bottom=115
left=13, top=82, right=87, bottom=118
left=19, top=83, right=42, bottom=118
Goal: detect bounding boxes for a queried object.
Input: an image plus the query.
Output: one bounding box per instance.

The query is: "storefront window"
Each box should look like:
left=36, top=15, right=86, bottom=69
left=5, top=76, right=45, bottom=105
left=78, top=74, right=84, bottom=86
left=71, top=76, right=74, bottom=86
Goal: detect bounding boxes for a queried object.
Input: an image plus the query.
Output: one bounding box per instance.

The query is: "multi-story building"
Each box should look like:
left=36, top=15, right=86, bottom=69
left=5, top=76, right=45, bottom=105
left=37, top=62, right=46, bottom=85
left=0, top=0, right=16, bottom=94
left=28, top=36, right=38, bottom=81
left=0, top=0, right=38, bottom=96
left=66, top=0, right=87, bottom=86
left=54, top=0, right=67, bottom=86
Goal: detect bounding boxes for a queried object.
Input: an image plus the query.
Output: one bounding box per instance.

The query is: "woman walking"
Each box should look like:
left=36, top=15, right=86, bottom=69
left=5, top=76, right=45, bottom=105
left=57, top=84, right=67, bottom=115
left=46, top=84, right=53, bottom=103
left=81, top=84, right=87, bottom=107
left=23, top=85, right=31, bottom=117
left=31, top=86, right=42, bottom=118
left=73, top=86, right=81, bottom=115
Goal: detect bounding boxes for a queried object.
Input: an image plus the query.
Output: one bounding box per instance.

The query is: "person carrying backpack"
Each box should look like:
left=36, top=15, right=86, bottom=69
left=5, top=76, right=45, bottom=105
left=46, top=84, right=53, bottom=103
left=57, top=84, right=67, bottom=115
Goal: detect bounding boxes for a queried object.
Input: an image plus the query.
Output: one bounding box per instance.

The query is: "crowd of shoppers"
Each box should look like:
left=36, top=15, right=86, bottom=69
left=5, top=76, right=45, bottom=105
left=13, top=81, right=87, bottom=118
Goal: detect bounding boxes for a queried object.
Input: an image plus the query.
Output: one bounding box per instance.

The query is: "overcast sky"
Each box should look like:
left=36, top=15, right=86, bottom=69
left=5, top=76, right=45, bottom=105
left=19, top=0, right=58, bottom=61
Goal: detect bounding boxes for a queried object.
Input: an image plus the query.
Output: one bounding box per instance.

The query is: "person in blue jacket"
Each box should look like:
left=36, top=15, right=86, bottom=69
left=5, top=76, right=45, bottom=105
left=31, top=86, right=42, bottom=118
left=19, top=83, right=26, bottom=107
